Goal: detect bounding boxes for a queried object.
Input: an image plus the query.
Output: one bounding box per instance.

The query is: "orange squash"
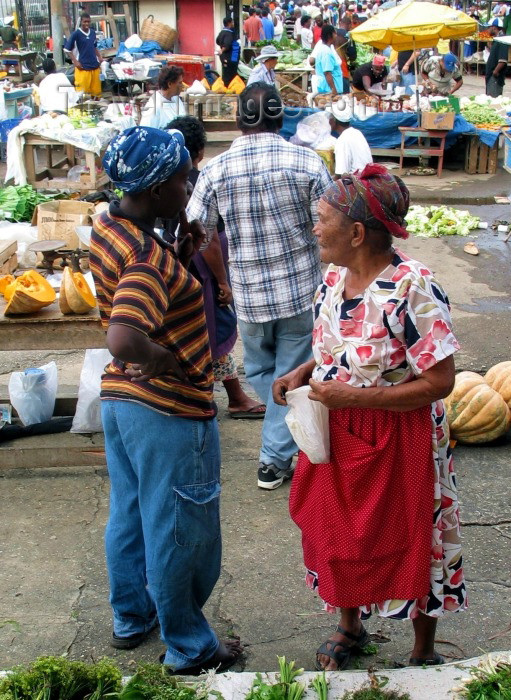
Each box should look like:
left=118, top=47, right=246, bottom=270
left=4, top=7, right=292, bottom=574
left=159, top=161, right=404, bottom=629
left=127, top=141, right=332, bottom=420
left=484, top=361, right=511, bottom=409
left=445, top=371, right=511, bottom=444
left=0, top=275, right=14, bottom=296
left=59, top=266, right=96, bottom=314
left=4, top=270, right=56, bottom=315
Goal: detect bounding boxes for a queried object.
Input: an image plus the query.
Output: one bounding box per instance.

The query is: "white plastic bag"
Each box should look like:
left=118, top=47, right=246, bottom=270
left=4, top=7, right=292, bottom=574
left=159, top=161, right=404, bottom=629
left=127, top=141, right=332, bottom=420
left=124, top=33, right=143, bottom=49
left=9, top=361, right=58, bottom=426
left=284, top=385, right=330, bottom=464
left=186, top=80, right=207, bottom=95
left=71, top=349, right=112, bottom=433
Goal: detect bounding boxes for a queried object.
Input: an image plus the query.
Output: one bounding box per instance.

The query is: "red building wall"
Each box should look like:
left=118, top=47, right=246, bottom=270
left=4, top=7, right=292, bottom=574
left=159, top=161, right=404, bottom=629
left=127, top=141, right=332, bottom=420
left=176, top=0, right=215, bottom=56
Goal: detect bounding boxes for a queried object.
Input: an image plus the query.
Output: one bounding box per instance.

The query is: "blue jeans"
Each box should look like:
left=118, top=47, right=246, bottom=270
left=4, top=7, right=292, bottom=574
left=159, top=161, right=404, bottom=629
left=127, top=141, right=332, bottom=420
left=102, top=400, right=222, bottom=670
left=238, top=309, right=314, bottom=470
left=400, top=70, right=416, bottom=96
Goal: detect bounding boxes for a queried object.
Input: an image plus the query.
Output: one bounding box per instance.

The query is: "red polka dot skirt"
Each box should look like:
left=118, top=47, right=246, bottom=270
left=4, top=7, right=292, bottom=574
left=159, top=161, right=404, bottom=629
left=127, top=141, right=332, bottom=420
left=289, top=405, right=435, bottom=608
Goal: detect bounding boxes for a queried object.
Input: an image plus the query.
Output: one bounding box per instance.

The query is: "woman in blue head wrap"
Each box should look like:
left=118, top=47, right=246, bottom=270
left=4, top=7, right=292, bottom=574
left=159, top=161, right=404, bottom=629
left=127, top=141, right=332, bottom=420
left=89, top=126, right=243, bottom=675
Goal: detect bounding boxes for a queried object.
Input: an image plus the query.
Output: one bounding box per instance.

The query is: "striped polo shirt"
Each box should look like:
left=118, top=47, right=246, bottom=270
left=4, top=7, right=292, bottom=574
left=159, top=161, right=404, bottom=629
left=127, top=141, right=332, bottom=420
left=89, top=204, right=216, bottom=419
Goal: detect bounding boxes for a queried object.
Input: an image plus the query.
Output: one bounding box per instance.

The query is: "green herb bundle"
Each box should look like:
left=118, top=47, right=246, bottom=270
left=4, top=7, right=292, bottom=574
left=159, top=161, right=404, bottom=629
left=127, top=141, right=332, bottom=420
left=0, top=186, right=65, bottom=223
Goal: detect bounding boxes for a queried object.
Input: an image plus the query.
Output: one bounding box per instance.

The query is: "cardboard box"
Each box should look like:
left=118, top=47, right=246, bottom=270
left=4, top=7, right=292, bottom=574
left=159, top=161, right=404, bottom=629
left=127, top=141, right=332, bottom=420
left=32, top=200, right=95, bottom=249
left=421, top=111, right=455, bottom=130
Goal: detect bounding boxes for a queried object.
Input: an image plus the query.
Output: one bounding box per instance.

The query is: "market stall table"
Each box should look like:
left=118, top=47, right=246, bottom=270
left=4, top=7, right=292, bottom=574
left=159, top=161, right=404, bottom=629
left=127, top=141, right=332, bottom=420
left=275, top=67, right=312, bottom=106
left=0, top=51, right=38, bottom=83
left=22, top=134, right=109, bottom=192
left=281, top=108, right=502, bottom=173
left=0, top=299, right=104, bottom=351
left=399, top=126, right=448, bottom=176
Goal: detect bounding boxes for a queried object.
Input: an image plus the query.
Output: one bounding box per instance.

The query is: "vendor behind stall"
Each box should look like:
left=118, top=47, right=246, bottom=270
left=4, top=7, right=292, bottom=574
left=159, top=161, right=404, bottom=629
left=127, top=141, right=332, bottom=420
left=0, top=16, right=19, bottom=49
left=39, top=58, right=79, bottom=113
left=421, top=53, right=462, bottom=96
left=64, top=12, right=102, bottom=97
left=140, top=65, right=186, bottom=129
left=247, top=45, right=279, bottom=86
left=352, top=54, right=388, bottom=96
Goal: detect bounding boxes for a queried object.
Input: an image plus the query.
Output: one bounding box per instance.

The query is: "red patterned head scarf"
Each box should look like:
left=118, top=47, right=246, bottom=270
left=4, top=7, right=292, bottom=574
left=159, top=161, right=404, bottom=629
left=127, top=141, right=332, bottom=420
left=322, top=164, right=410, bottom=239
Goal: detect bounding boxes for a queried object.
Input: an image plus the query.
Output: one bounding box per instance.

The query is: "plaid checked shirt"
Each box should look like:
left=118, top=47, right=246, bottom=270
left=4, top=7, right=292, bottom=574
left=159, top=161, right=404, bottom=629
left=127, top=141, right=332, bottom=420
left=186, top=132, right=332, bottom=323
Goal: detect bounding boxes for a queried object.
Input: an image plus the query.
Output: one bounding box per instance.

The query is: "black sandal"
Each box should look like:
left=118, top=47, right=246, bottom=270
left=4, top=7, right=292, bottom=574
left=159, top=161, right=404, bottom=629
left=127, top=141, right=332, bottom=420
left=409, top=652, right=445, bottom=667
left=315, top=624, right=370, bottom=671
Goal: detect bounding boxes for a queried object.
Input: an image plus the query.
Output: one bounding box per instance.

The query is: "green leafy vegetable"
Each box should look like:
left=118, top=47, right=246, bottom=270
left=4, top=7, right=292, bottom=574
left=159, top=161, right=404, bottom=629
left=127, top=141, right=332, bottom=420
left=460, top=103, right=508, bottom=127
left=0, top=185, right=66, bottom=223
left=245, top=657, right=305, bottom=700
left=311, top=672, right=328, bottom=700
left=455, top=656, right=511, bottom=699
left=405, top=205, right=480, bottom=237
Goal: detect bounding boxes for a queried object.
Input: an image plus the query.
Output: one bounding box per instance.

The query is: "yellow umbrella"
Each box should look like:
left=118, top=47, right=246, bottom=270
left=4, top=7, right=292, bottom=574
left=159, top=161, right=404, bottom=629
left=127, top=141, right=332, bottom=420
left=350, top=0, right=477, bottom=51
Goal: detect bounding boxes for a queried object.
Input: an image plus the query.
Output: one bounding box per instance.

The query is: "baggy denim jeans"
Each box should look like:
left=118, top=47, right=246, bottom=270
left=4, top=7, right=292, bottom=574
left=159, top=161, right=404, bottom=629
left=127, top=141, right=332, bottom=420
left=101, top=399, right=221, bottom=670
left=238, top=309, right=314, bottom=470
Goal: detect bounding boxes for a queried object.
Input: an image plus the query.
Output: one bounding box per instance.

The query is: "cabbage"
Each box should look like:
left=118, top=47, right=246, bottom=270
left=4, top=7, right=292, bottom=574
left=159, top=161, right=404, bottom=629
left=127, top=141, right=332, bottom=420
left=405, top=205, right=480, bottom=237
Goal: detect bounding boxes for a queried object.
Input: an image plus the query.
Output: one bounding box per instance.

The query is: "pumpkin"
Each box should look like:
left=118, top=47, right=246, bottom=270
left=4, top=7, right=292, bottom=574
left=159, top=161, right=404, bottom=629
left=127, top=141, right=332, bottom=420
left=484, top=361, right=511, bottom=409
left=444, top=371, right=511, bottom=444
left=59, top=266, right=96, bottom=314
left=0, top=274, right=14, bottom=296
left=4, top=270, right=56, bottom=315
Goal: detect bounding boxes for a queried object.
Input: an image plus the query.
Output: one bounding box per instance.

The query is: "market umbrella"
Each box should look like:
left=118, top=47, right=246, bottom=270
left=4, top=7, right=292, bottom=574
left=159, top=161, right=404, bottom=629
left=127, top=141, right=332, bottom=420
left=350, top=1, right=477, bottom=122
left=350, top=1, right=477, bottom=51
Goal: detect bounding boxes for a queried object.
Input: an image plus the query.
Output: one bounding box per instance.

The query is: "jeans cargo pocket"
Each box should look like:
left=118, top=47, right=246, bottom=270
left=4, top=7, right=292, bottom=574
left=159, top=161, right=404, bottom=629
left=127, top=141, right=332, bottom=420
left=174, top=480, right=221, bottom=547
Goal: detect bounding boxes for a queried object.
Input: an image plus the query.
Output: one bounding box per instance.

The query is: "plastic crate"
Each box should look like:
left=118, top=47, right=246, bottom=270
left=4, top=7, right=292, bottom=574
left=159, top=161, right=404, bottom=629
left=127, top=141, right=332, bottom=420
left=0, top=117, right=23, bottom=162
left=0, top=117, right=23, bottom=142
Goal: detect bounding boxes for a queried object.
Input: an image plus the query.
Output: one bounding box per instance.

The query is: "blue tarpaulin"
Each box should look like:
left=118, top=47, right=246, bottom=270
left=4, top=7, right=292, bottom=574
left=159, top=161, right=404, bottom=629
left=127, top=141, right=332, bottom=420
left=281, top=108, right=500, bottom=148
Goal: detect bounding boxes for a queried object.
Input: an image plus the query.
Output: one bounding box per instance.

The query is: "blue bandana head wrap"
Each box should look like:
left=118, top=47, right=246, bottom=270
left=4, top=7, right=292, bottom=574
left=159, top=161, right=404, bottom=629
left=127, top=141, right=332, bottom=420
left=103, top=126, right=190, bottom=194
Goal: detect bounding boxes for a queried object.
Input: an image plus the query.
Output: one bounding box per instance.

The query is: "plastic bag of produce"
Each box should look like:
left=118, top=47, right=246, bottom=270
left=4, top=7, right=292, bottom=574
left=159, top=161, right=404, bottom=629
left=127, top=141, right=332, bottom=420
left=290, top=111, right=332, bottom=149
left=285, top=385, right=330, bottom=464
left=9, top=361, right=58, bottom=426
left=71, top=349, right=113, bottom=433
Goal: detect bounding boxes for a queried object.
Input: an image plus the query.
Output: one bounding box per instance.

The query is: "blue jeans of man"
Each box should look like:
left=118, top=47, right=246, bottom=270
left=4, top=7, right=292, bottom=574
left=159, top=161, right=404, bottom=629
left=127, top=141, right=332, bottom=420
left=238, top=309, right=314, bottom=471
left=400, top=70, right=416, bottom=96
left=102, top=399, right=221, bottom=670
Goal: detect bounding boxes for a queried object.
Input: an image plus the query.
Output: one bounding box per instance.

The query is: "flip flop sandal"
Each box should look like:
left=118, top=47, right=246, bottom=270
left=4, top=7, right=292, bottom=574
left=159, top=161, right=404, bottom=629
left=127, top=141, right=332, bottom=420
left=228, top=405, right=266, bottom=419
left=409, top=652, right=445, bottom=667
left=315, top=625, right=370, bottom=671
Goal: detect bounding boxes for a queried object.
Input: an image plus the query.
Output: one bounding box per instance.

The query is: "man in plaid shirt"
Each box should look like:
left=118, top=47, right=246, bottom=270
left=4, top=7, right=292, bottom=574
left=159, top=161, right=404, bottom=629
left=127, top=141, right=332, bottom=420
left=187, top=82, right=332, bottom=490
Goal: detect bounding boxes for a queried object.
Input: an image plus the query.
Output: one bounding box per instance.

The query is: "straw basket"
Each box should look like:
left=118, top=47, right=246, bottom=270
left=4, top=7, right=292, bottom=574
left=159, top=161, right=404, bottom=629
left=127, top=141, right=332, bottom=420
left=140, top=15, right=177, bottom=50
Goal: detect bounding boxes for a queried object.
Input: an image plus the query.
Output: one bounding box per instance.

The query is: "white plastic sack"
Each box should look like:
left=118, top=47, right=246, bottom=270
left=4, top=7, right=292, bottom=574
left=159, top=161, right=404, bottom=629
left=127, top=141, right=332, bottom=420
left=186, top=80, right=207, bottom=95
left=9, top=361, right=58, bottom=426
left=71, top=349, right=112, bottom=433
left=290, top=111, right=332, bottom=149
left=124, top=33, right=143, bottom=49
left=284, top=385, right=330, bottom=464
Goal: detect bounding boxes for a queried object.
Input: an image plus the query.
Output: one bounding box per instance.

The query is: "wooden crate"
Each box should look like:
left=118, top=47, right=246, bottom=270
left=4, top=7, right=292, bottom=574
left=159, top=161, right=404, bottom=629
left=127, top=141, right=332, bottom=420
left=464, top=136, right=499, bottom=175
left=0, top=239, right=17, bottom=276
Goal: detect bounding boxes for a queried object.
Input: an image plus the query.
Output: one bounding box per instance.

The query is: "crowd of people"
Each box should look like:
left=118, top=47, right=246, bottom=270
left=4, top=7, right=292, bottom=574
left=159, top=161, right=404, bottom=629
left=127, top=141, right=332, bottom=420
left=89, top=79, right=467, bottom=676
left=214, top=0, right=474, bottom=101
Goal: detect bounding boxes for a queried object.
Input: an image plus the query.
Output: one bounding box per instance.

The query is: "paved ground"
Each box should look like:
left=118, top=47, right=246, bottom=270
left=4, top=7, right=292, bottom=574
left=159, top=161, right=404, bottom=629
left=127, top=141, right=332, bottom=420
left=1, top=213, right=510, bottom=680
left=1, top=111, right=510, bottom=691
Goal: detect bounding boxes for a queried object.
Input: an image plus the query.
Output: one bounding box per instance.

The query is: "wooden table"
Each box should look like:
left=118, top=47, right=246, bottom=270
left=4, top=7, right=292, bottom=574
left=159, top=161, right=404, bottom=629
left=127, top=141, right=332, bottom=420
left=275, top=68, right=311, bottom=106
left=0, top=300, right=104, bottom=351
left=0, top=50, right=38, bottom=83
left=22, top=134, right=109, bottom=192
left=398, top=127, right=448, bottom=177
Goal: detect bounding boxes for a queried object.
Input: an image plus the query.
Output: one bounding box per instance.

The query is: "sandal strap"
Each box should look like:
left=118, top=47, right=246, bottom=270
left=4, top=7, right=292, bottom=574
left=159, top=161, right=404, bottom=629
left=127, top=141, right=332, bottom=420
left=335, top=624, right=368, bottom=644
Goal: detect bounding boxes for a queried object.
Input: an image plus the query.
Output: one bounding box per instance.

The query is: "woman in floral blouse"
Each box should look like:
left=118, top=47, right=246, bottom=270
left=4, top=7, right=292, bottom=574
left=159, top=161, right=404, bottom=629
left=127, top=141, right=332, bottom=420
left=273, top=165, right=467, bottom=672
